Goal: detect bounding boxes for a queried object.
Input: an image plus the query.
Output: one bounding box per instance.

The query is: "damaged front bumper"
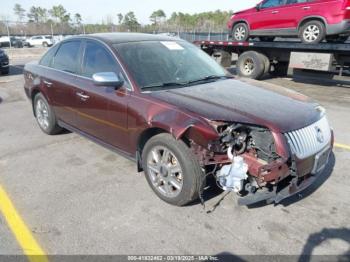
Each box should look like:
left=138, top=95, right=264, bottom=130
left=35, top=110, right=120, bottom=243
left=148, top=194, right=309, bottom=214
left=237, top=145, right=332, bottom=206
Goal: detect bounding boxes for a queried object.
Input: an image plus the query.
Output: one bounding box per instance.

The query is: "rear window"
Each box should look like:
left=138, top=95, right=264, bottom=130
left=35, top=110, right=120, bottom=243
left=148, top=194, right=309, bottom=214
left=52, top=41, right=81, bottom=73
left=39, top=44, right=59, bottom=67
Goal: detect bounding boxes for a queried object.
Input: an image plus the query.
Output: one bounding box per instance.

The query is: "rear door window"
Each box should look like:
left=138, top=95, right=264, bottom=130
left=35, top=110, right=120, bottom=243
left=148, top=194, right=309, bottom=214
left=52, top=41, right=81, bottom=74
left=39, top=44, right=59, bottom=67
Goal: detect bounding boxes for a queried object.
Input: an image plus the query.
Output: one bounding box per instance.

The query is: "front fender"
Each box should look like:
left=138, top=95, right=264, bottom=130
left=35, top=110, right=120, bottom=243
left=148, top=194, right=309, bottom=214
left=149, top=109, right=219, bottom=148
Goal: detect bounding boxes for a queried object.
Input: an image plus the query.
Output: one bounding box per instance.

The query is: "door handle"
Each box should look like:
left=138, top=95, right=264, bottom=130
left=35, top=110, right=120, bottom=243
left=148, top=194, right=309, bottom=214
left=43, top=80, right=53, bottom=87
left=303, top=6, right=311, bottom=10
left=271, top=10, right=279, bottom=14
left=76, top=92, right=90, bottom=100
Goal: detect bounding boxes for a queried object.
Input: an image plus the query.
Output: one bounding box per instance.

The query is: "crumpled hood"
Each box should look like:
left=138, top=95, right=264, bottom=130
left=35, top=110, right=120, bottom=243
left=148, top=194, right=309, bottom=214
left=148, top=79, right=322, bottom=133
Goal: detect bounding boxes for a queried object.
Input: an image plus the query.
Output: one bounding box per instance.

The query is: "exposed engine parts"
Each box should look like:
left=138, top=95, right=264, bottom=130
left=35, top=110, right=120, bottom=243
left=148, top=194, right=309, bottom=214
left=217, top=156, right=248, bottom=192
left=212, top=123, right=290, bottom=196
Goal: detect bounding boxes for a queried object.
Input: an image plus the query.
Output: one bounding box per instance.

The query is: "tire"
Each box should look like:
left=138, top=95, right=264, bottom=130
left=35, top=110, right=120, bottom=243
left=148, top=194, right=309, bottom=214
left=42, top=42, right=48, bottom=47
left=259, top=37, right=275, bottom=42
left=299, top=20, right=326, bottom=44
left=34, top=93, right=62, bottom=135
left=232, top=23, right=249, bottom=42
left=260, top=53, right=271, bottom=75
left=237, top=51, right=265, bottom=80
left=326, top=35, right=349, bottom=43
left=142, top=133, right=204, bottom=206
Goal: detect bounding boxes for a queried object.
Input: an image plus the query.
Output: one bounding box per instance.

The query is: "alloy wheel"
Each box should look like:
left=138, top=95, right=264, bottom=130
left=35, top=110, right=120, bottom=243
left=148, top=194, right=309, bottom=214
left=35, top=99, right=50, bottom=130
left=303, top=25, right=321, bottom=43
left=146, top=146, right=183, bottom=198
left=234, top=26, right=246, bottom=41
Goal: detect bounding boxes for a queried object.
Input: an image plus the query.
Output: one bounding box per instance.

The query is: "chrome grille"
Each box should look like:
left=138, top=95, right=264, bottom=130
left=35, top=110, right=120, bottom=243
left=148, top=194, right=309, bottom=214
left=284, top=117, right=331, bottom=159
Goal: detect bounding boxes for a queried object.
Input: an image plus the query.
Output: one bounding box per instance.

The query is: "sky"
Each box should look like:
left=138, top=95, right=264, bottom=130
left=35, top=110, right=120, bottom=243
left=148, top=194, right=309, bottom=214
left=1, top=0, right=259, bottom=24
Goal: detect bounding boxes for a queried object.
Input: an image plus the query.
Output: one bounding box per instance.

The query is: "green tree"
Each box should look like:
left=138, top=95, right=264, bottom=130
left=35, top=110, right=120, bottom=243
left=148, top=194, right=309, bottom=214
left=13, top=4, right=26, bottom=22
left=27, top=6, right=40, bottom=23
left=117, top=13, right=123, bottom=24
left=122, top=11, right=140, bottom=31
left=74, top=13, right=82, bottom=25
left=49, top=5, right=68, bottom=23
left=150, top=9, right=166, bottom=25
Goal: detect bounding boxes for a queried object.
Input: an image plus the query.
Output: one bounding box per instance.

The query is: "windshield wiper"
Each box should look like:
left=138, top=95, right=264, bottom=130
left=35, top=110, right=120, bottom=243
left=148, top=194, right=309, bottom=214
left=185, top=75, right=230, bottom=85
left=142, top=82, right=186, bottom=90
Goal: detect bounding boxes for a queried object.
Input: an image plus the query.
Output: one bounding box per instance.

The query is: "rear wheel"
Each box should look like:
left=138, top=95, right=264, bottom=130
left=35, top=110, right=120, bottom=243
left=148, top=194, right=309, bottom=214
left=299, top=20, right=326, bottom=44
left=237, top=51, right=265, bottom=80
left=34, top=93, right=62, bottom=135
left=42, top=42, right=48, bottom=47
left=232, top=23, right=249, bottom=42
left=142, top=133, right=203, bottom=206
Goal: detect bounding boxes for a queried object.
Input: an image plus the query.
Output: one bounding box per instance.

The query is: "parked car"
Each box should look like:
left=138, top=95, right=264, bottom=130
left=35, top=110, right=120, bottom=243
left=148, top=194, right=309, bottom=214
left=24, top=33, right=333, bottom=206
left=0, top=36, right=24, bottom=48
left=0, top=49, right=9, bottom=75
left=228, top=0, right=350, bottom=44
left=25, top=35, right=53, bottom=47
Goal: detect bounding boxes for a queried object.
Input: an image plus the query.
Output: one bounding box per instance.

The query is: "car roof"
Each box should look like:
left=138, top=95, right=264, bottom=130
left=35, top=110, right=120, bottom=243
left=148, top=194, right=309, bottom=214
left=70, top=33, right=180, bottom=45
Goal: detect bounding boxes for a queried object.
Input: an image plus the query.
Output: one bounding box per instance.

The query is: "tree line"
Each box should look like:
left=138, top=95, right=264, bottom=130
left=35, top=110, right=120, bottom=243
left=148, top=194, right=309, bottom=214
left=1, top=4, right=232, bottom=36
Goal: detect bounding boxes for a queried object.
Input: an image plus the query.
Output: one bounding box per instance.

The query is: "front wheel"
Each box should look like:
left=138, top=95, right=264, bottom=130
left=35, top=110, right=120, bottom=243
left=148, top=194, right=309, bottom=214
left=232, top=23, right=249, bottom=42
left=34, top=93, right=62, bottom=135
left=142, top=133, right=203, bottom=206
left=299, top=20, right=325, bottom=44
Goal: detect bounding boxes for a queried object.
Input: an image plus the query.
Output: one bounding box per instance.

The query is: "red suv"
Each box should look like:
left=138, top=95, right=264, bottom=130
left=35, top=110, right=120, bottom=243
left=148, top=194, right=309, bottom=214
left=228, top=0, right=350, bottom=44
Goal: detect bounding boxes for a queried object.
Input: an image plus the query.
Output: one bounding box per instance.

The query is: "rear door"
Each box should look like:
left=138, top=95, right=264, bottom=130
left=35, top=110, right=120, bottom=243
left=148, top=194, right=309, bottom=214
left=74, top=40, right=130, bottom=151
left=283, top=0, right=312, bottom=29
left=250, top=0, right=288, bottom=31
left=46, top=40, right=82, bottom=126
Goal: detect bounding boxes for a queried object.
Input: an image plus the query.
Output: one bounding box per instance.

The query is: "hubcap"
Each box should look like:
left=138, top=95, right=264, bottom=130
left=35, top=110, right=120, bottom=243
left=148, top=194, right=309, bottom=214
left=243, top=58, right=255, bottom=75
left=146, top=146, right=183, bottom=198
left=234, top=26, right=246, bottom=41
left=35, top=99, right=50, bottom=130
left=303, top=25, right=320, bottom=42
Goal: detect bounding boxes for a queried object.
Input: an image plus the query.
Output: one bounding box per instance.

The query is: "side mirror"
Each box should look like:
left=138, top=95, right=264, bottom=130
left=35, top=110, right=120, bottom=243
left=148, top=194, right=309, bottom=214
left=92, top=72, right=124, bottom=89
left=256, top=4, right=261, bottom=11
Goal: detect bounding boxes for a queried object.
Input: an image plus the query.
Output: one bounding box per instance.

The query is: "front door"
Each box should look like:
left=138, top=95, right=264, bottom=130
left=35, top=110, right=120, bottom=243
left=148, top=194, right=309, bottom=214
left=73, top=40, right=130, bottom=152
left=250, top=0, right=288, bottom=32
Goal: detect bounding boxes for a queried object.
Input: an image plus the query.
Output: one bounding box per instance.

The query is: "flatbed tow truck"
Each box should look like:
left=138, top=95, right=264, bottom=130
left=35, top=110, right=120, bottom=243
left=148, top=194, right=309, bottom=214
left=194, top=40, right=350, bottom=80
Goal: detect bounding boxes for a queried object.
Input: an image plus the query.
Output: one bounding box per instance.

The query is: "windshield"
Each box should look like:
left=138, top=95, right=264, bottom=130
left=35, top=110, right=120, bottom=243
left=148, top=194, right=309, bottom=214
left=114, top=41, right=227, bottom=90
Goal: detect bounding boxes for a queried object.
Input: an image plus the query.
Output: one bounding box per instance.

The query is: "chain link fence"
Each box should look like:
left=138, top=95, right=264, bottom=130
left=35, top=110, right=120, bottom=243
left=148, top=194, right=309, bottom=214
left=0, top=20, right=230, bottom=48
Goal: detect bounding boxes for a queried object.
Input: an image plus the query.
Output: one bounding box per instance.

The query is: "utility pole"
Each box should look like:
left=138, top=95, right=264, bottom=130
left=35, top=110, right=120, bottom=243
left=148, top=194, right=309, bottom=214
left=6, top=20, right=11, bottom=49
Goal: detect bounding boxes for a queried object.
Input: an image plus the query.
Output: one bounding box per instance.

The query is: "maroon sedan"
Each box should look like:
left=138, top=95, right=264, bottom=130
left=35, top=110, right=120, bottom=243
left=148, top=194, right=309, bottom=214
left=24, top=33, right=333, bottom=206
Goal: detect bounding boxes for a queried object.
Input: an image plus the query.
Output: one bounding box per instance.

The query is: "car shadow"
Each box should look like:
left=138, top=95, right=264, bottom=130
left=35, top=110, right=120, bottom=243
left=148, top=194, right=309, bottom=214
left=187, top=175, right=225, bottom=207
left=247, top=152, right=336, bottom=209
left=298, top=228, right=350, bottom=262
left=211, top=228, right=350, bottom=261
